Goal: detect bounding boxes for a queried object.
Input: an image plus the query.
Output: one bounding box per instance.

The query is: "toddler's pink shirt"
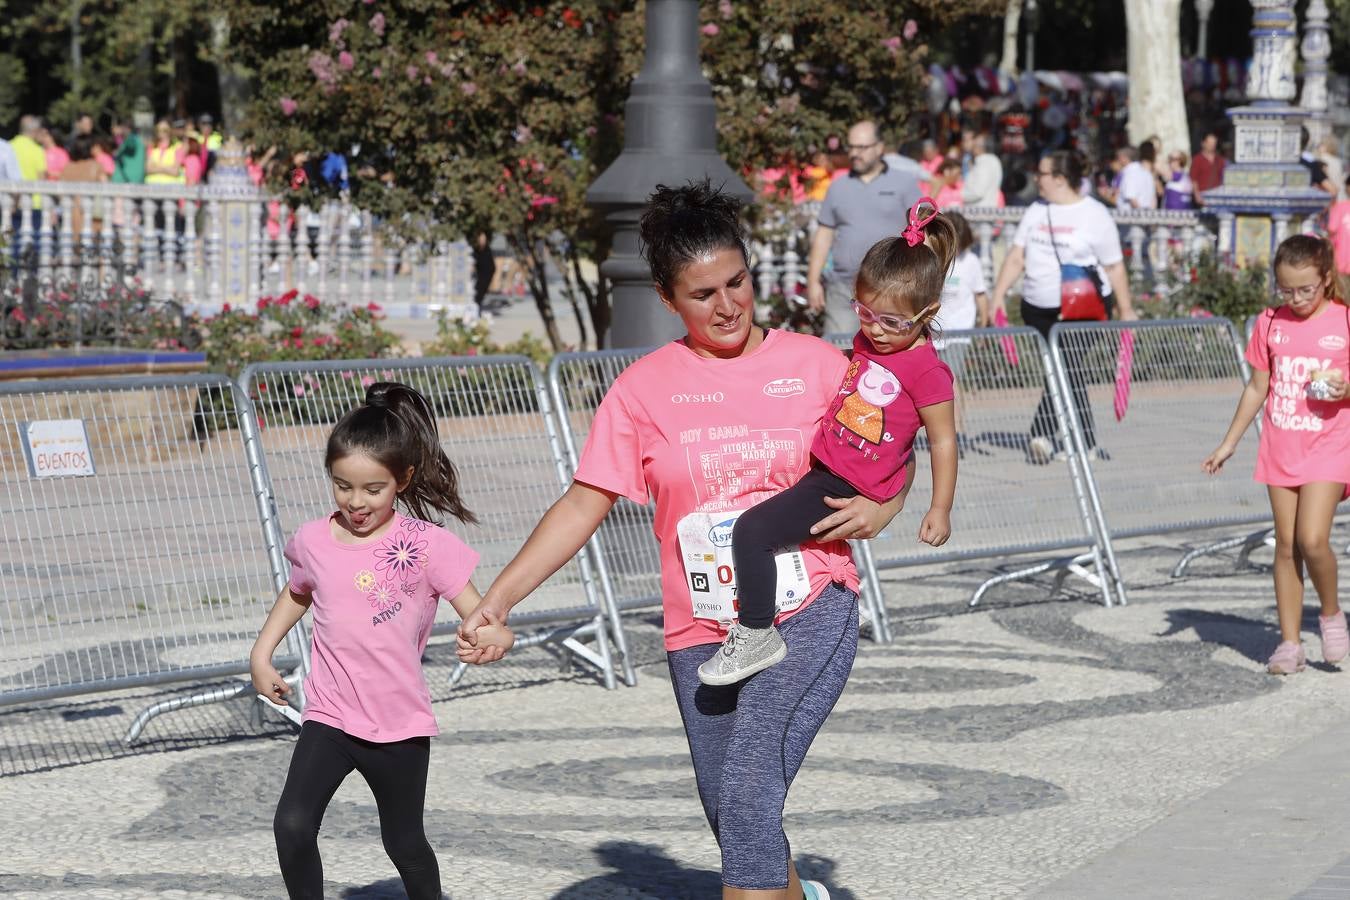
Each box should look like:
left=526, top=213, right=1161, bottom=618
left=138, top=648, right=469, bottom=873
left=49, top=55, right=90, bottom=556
left=1328, top=201, right=1350, bottom=275
left=1246, top=304, right=1350, bottom=488
left=813, top=333, right=954, bottom=503
left=574, top=330, right=859, bottom=651
left=285, top=512, right=478, bottom=742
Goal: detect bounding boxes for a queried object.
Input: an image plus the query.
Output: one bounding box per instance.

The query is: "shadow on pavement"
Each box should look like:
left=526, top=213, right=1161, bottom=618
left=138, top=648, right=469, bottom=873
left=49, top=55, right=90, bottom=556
left=551, top=842, right=857, bottom=900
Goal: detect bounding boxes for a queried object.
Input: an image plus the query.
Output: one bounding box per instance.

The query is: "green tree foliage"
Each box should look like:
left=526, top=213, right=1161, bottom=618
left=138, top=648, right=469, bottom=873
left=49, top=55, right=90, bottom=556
left=223, top=0, right=1000, bottom=349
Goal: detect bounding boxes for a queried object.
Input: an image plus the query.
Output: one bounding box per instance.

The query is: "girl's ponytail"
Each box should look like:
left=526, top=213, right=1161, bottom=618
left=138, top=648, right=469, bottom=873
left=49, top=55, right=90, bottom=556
left=326, top=382, right=478, bottom=526
left=856, top=198, right=961, bottom=321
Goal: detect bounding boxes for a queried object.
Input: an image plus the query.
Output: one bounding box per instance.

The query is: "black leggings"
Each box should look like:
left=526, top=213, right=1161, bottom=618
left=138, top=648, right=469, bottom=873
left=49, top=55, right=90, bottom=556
left=1022, top=300, right=1099, bottom=450
left=273, top=721, right=439, bottom=899
left=731, top=465, right=858, bottom=628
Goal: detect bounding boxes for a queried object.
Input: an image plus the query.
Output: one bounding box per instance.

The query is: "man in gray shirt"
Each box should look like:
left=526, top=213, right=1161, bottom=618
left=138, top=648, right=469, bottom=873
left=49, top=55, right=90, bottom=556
left=807, top=120, right=923, bottom=334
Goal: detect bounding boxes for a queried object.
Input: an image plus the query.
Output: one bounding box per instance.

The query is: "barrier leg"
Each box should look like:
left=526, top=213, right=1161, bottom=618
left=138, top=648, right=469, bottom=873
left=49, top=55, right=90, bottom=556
left=969, top=551, right=1102, bottom=608
left=587, top=541, right=638, bottom=686
left=850, top=539, right=891, bottom=644
left=124, top=680, right=251, bottom=745
left=1172, top=528, right=1273, bottom=578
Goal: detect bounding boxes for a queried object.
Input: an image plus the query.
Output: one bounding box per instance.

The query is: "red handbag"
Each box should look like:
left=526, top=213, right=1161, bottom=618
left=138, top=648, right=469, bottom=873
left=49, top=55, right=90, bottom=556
left=1046, top=205, right=1109, bottom=321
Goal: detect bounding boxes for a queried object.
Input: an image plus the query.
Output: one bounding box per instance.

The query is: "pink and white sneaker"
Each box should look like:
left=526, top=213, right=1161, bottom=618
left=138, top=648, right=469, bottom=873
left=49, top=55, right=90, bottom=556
left=1267, top=640, right=1306, bottom=675
left=1319, top=610, right=1349, bottom=665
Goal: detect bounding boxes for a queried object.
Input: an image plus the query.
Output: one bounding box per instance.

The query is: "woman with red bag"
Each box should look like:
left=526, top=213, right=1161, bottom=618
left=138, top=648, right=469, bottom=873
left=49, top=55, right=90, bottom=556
left=989, top=149, right=1138, bottom=464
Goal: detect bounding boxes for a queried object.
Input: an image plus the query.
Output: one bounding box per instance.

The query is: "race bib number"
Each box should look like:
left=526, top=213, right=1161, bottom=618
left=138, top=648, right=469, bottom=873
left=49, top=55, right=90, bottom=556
left=676, top=509, right=811, bottom=622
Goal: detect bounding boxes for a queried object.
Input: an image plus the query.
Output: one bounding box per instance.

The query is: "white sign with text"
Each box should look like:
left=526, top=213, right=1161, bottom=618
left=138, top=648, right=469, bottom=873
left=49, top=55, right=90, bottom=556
left=21, top=419, right=96, bottom=478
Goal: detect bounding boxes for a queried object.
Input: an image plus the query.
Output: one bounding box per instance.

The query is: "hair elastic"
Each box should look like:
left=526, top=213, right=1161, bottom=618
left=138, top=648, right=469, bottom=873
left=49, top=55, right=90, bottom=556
left=901, top=197, right=938, bottom=247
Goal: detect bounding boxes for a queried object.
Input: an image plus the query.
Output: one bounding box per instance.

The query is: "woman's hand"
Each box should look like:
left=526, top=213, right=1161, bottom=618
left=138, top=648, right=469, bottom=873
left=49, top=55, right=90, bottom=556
left=457, top=603, right=513, bottom=663
left=811, top=493, right=902, bottom=542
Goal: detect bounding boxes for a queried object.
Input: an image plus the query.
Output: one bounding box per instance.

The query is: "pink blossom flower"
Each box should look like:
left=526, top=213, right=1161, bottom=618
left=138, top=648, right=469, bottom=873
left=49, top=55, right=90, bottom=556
left=512, top=60, right=527, bottom=76
left=303, top=293, right=320, bottom=309
left=701, top=23, right=719, bottom=36
left=425, top=50, right=439, bottom=66
left=881, top=36, right=901, bottom=54
left=360, top=375, right=376, bottom=387
left=309, top=51, right=338, bottom=88
left=279, top=97, right=298, bottom=116
left=293, top=384, right=307, bottom=397
left=718, top=0, right=733, bottom=18
left=461, top=81, right=478, bottom=96
left=338, top=51, right=354, bottom=70
left=530, top=195, right=559, bottom=208
left=328, top=18, right=350, bottom=46
left=372, top=66, right=382, bottom=79
left=406, top=64, right=420, bottom=81
left=903, top=19, right=918, bottom=41
left=370, top=12, right=385, bottom=36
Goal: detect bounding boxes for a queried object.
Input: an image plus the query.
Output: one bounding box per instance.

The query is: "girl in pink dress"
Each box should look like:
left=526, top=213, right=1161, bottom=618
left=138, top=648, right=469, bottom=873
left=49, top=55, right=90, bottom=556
left=1204, top=235, right=1350, bottom=674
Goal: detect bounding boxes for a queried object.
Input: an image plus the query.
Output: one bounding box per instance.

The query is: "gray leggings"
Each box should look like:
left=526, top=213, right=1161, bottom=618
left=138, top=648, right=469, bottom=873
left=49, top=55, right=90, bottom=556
left=667, top=583, right=859, bottom=890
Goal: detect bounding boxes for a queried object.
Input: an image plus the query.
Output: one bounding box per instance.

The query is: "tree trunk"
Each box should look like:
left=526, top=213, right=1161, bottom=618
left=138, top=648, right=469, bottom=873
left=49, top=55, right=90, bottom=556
left=1000, top=0, right=1023, bottom=74
left=211, top=15, right=248, bottom=129
left=510, top=232, right=564, bottom=351
left=1124, top=0, right=1189, bottom=158
left=172, top=30, right=192, bottom=119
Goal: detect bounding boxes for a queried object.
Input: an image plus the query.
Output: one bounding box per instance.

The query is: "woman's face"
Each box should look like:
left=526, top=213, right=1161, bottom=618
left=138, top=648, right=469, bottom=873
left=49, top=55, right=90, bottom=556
left=660, top=246, right=760, bottom=359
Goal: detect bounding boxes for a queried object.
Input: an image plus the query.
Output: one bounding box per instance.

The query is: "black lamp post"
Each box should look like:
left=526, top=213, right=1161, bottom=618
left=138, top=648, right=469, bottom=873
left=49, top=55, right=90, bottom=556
left=1024, top=0, right=1040, bottom=74
left=586, top=0, right=753, bottom=348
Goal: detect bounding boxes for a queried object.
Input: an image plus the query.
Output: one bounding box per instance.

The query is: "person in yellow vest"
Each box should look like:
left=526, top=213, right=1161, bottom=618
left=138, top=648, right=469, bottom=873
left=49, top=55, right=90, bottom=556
left=145, top=119, right=185, bottom=185
left=9, top=115, right=47, bottom=219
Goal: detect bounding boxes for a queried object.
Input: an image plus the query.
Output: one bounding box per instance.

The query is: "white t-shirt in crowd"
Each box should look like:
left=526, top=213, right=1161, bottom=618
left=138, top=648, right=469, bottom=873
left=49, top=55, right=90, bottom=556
left=936, top=249, right=986, bottom=333
left=1012, top=198, right=1123, bottom=310
left=1116, top=161, right=1157, bottom=209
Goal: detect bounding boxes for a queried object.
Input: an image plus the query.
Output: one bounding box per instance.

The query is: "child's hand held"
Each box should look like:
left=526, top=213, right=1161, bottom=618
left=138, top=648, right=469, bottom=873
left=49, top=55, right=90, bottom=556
left=251, top=659, right=290, bottom=703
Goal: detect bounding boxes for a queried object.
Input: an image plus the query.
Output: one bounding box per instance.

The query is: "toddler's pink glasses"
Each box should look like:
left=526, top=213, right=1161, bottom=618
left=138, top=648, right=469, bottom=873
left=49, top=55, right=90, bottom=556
left=852, top=299, right=923, bottom=335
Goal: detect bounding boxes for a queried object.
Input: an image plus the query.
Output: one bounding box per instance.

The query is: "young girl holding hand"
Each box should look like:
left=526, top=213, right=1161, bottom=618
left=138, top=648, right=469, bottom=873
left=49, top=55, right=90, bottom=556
left=250, top=381, right=513, bottom=899
left=1203, top=235, right=1350, bottom=674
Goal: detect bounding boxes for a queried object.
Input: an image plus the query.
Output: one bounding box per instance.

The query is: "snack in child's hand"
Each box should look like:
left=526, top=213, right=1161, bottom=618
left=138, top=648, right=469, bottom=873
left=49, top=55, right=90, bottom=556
left=1308, top=368, right=1342, bottom=401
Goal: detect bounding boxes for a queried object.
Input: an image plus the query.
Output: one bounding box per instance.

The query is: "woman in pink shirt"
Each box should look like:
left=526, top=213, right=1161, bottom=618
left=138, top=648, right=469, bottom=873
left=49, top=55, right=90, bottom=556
left=459, top=181, right=908, bottom=900
left=251, top=382, right=513, bottom=899
left=1204, top=235, right=1350, bottom=675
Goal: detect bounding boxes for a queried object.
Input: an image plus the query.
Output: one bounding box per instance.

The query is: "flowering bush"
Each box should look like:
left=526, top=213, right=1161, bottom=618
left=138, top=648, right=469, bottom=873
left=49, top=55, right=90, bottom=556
left=202, top=289, right=402, bottom=379
left=1, top=272, right=200, bottom=351
left=421, top=312, right=555, bottom=369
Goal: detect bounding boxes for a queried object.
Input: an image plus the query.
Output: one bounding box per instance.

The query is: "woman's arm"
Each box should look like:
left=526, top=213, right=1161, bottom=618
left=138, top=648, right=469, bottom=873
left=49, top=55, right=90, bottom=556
left=1103, top=261, right=1137, bottom=320
left=917, top=400, right=957, bottom=546
left=989, top=244, right=1025, bottom=316
left=975, top=291, right=991, bottom=327
left=458, top=480, right=617, bottom=645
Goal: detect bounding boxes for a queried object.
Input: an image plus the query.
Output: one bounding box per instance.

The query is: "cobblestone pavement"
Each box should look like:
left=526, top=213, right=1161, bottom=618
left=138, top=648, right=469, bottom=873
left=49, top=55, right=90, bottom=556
left=4, top=531, right=1350, bottom=899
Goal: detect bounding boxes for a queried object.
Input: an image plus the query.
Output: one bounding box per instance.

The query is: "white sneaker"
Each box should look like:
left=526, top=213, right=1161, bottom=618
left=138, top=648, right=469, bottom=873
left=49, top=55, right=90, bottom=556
left=1028, top=436, right=1054, bottom=464
left=802, top=880, right=832, bottom=900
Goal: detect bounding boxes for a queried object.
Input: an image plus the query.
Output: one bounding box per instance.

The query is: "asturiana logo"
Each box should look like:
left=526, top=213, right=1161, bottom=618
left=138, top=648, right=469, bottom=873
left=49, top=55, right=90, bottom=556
left=763, top=377, right=806, bottom=398
left=708, top=518, right=737, bottom=547
left=1319, top=335, right=1347, bottom=351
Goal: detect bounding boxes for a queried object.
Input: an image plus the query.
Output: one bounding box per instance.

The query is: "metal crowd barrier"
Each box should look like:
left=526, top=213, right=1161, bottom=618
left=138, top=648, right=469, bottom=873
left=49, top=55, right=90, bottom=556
left=1049, top=318, right=1268, bottom=583
left=547, top=346, right=908, bottom=642
left=0, top=374, right=303, bottom=743
left=829, top=328, right=1123, bottom=607
left=240, top=356, right=633, bottom=690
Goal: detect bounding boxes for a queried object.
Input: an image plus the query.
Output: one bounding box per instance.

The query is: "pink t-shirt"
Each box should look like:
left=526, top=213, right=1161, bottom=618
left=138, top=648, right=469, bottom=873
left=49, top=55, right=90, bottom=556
left=285, top=512, right=479, bottom=742
left=573, top=330, right=859, bottom=651
left=1246, top=304, right=1350, bottom=487
left=934, top=182, right=964, bottom=209
left=813, top=334, right=954, bottom=503
left=1327, top=201, right=1350, bottom=275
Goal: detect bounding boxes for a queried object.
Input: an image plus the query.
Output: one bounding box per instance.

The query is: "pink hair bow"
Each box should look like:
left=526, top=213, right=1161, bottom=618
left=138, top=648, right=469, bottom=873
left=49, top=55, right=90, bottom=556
left=901, top=197, right=938, bottom=247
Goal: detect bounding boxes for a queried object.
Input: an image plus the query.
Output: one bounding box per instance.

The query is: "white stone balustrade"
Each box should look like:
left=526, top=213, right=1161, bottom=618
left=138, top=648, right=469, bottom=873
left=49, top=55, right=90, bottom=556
left=0, top=180, right=474, bottom=317
left=750, top=205, right=1228, bottom=301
